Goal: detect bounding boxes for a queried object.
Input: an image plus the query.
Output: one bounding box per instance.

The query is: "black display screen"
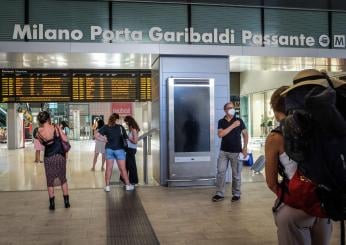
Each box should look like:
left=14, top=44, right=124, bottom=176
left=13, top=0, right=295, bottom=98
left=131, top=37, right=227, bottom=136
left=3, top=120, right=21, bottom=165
left=174, top=85, right=210, bottom=152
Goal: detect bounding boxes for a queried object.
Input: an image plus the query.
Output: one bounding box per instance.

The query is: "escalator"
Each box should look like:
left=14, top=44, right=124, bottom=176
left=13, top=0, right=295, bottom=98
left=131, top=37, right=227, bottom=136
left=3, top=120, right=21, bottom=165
left=0, top=108, right=6, bottom=127
left=0, top=108, right=6, bottom=143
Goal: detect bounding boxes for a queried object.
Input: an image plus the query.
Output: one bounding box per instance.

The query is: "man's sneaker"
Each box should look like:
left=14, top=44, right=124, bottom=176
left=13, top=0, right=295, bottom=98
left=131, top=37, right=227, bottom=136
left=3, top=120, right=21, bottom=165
left=104, top=186, right=110, bottom=192
left=212, top=195, right=224, bottom=202
left=231, top=196, right=240, bottom=202
left=125, top=184, right=135, bottom=191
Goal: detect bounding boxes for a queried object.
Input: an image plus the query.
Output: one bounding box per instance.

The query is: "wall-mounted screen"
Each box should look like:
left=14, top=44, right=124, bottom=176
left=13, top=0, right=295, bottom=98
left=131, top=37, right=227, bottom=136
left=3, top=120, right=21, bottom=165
left=173, top=85, right=210, bottom=152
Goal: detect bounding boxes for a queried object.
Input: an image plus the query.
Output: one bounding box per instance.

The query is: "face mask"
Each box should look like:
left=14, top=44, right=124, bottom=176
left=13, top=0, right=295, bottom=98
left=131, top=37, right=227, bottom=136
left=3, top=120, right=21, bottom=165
left=227, top=108, right=236, bottom=116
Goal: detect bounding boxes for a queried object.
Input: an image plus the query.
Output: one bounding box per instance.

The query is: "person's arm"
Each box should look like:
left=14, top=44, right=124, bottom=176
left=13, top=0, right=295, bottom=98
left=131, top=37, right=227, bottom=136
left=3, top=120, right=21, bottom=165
left=241, top=129, right=249, bottom=157
left=56, top=126, right=68, bottom=142
left=94, top=132, right=107, bottom=143
left=264, top=132, right=281, bottom=194
left=217, top=120, right=241, bottom=138
left=95, top=127, right=108, bottom=143
left=128, top=129, right=138, bottom=144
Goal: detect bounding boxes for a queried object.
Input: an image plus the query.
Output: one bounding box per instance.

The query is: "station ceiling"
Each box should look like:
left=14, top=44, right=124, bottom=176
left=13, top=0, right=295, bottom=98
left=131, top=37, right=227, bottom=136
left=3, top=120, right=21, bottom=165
left=1, top=52, right=346, bottom=73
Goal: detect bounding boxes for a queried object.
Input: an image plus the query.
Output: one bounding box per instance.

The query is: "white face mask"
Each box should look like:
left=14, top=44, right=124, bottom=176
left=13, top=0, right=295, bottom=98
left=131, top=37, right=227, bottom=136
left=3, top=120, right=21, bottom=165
left=227, top=108, right=236, bottom=116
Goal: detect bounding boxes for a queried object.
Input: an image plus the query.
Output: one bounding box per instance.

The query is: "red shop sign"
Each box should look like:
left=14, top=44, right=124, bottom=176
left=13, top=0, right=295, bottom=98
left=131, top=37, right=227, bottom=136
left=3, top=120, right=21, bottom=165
left=111, top=102, right=133, bottom=117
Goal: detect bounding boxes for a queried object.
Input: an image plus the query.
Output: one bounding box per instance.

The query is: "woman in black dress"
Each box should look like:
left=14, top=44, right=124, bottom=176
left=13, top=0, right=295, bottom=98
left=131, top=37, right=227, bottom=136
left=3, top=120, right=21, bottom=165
left=36, top=111, right=71, bottom=210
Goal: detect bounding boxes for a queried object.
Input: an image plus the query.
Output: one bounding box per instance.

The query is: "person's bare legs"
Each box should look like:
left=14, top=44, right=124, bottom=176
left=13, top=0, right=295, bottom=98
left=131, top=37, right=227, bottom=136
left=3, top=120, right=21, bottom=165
left=117, top=160, right=130, bottom=185
left=35, top=150, right=40, bottom=163
left=92, top=152, right=99, bottom=171
left=61, top=182, right=70, bottom=208
left=48, top=186, right=54, bottom=198
left=105, top=159, right=114, bottom=186
left=101, top=153, right=105, bottom=171
left=61, top=182, right=69, bottom=196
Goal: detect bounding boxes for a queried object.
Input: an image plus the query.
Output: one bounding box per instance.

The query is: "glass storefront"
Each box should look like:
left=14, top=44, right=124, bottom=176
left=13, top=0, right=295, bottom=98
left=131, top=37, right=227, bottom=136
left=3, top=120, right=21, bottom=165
left=244, top=89, right=277, bottom=138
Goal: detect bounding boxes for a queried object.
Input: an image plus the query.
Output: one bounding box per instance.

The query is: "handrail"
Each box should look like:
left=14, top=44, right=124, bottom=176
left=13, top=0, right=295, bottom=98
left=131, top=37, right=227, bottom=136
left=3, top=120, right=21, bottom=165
left=138, top=128, right=159, bottom=141
left=137, top=128, right=159, bottom=184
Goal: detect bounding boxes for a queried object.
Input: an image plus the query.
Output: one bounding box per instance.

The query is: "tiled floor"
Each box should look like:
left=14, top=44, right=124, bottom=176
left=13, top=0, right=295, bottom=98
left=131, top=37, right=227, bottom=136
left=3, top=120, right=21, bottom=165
left=0, top=140, right=342, bottom=245
left=0, top=185, right=341, bottom=245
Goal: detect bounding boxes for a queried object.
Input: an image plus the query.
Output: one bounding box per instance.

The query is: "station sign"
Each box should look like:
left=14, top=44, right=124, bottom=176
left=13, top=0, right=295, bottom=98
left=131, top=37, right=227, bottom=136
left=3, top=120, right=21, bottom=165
left=11, top=24, right=346, bottom=48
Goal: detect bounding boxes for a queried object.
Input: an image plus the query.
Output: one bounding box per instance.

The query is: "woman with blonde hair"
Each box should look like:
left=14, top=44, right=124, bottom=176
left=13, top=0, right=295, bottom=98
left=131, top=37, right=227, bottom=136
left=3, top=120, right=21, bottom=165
left=94, top=113, right=134, bottom=192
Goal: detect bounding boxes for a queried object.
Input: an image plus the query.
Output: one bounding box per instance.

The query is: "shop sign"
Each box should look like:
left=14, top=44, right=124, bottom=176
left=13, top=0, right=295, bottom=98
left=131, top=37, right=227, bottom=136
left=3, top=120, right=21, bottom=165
left=111, top=102, right=133, bottom=117
left=11, top=24, right=346, bottom=48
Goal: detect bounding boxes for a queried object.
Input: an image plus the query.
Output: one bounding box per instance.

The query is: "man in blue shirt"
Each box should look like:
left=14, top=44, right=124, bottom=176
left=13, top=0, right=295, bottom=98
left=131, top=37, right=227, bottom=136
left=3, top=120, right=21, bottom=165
left=212, top=102, right=249, bottom=202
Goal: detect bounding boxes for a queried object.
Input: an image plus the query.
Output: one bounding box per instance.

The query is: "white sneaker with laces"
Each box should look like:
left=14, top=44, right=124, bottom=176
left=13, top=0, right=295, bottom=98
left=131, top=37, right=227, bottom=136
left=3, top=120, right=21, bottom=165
left=104, top=186, right=110, bottom=192
left=125, top=184, right=134, bottom=191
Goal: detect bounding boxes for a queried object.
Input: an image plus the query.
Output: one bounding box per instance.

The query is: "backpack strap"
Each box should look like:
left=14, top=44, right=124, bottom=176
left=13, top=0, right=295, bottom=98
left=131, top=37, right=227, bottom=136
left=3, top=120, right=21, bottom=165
left=270, top=125, right=291, bottom=213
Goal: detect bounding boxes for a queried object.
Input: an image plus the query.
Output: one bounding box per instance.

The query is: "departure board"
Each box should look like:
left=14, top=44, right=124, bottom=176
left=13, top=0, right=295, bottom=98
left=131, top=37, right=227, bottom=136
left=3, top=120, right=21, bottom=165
left=0, top=70, right=151, bottom=103
left=1, top=70, right=71, bottom=102
left=1, top=70, right=15, bottom=102
left=72, top=72, right=140, bottom=102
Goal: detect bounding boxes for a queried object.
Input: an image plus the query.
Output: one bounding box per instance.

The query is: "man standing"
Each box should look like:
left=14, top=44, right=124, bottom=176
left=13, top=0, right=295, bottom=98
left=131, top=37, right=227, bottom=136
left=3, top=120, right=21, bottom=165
left=212, top=102, right=248, bottom=202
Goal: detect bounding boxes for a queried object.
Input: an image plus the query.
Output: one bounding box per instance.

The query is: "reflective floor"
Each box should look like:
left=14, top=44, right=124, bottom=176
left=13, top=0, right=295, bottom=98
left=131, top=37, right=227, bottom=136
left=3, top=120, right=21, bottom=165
left=0, top=140, right=157, bottom=191
left=0, top=140, right=265, bottom=191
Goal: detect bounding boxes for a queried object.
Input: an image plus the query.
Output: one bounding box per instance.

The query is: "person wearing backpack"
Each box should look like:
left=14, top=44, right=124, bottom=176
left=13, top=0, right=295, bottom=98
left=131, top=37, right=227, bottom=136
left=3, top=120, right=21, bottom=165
left=265, top=86, right=332, bottom=245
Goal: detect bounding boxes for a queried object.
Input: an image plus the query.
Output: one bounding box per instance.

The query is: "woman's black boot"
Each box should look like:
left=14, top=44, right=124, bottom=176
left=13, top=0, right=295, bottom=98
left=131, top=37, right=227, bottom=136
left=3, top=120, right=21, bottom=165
left=63, top=195, right=70, bottom=208
left=49, top=197, right=55, bottom=210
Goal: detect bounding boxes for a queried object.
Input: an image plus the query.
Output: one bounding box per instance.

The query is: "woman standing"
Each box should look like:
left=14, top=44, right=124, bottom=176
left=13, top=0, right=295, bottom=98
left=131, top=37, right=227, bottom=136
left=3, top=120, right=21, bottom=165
left=59, top=121, right=70, bottom=160
left=123, top=116, right=140, bottom=185
left=91, top=119, right=106, bottom=171
left=36, top=111, right=70, bottom=210
left=265, top=86, right=332, bottom=245
left=94, top=113, right=134, bottom=192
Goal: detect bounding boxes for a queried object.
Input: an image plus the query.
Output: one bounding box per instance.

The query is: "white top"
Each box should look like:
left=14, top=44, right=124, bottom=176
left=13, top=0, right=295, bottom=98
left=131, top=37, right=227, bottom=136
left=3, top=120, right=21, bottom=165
left=127, top=131, right=137, bottom=149
left=279, top=152, right=298, bottom=180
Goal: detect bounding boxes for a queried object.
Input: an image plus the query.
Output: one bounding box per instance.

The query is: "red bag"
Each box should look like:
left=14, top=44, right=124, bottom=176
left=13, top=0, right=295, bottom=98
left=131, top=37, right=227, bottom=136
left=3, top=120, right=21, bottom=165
left=276, top=170, right=326, bottom=218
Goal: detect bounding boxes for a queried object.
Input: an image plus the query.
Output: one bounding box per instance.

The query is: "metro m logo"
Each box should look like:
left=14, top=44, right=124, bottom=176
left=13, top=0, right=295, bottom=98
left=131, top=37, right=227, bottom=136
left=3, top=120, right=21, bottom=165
left=334, top=35, right=346, bottom=48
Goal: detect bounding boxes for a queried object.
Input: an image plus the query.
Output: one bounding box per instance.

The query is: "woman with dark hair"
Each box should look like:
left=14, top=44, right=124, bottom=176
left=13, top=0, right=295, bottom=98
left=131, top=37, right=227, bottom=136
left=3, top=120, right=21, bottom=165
left=60, top=121, right=70, bottom=137
left=94, top=113, right=134, bottom=192
left=91, top=119, right=106, bottom=171
left=122, top=115, right=140, bottom=185
left=33, top=126, right=44, bottom=163
left=59, top=121, right=70, bottom=159
left=265, top=85, right=332, bottom=245
left=36, top=111, right=70, bottom=210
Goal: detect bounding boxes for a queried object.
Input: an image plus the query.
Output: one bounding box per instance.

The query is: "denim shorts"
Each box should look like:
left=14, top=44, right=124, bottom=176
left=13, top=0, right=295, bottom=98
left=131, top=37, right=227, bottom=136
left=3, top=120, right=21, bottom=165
left=105, top=148, right=126, bottom=161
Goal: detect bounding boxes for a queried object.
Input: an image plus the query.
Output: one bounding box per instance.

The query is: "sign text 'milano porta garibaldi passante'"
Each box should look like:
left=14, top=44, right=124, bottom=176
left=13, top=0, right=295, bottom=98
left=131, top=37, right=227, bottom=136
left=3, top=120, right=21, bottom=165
left=11, top=24, right=346, bottom=48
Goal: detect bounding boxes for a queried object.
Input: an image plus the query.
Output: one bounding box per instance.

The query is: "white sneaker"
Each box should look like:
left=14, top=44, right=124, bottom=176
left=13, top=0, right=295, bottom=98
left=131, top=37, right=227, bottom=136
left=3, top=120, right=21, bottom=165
left=125, top=184, right=134, bottom=191
left=104, top=186, right=110, bottom=192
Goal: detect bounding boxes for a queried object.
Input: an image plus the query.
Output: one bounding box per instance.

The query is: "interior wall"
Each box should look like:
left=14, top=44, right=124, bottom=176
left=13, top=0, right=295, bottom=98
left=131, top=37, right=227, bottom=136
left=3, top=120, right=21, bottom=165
left=159, top=56, right=230, bottom=186
left=230, top=72, right=240, bottom=96
left=240, top=71, right=297, bottom=95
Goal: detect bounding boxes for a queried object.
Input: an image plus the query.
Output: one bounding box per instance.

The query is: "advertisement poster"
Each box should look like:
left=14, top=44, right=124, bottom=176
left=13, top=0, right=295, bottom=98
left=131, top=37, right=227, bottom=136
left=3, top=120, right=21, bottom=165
left=111, top=102, right=133, bottom=117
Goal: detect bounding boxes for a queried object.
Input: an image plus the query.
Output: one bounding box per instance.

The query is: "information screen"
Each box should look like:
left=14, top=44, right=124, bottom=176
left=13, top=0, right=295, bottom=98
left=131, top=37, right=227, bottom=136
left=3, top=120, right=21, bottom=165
left=1, top=70, right=71, bottom=102
left=72, top=73, right=137, bottom=101
left=0, top=70, right=151, bottom=103
left=174, top=85, right=210, bottom=152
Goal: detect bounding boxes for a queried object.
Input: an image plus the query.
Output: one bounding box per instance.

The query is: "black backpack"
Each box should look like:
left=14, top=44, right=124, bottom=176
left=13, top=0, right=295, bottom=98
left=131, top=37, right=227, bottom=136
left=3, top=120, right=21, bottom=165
left=281, top=72, right=346, bottom=244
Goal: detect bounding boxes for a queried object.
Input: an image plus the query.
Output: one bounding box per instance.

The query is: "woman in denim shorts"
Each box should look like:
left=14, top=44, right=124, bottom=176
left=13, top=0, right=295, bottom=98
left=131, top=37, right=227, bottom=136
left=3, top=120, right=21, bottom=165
left=95, top=113, right=134, bottom=192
